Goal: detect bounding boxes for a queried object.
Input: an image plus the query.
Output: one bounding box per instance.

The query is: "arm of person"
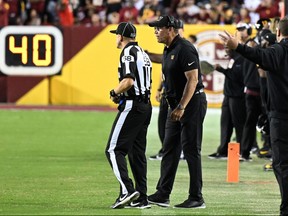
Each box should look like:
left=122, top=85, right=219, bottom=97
left=214, top=64, right=227, bottom=73
left=147, top=52, right=163, bottom=63
left=170, top=69, right=198, bottom=121
left=235, top=44, right=283, bottom=72
left=113, top=77, right=134, bottom=94
left=110, top=77, right=134, bottom=103
left=179, top=69, right=198, bottom=108
left=215, top=62, right=238, bottom=79
left=155, top=73, right=164, bottom=102
left=219, top=31, right=283, bottom=72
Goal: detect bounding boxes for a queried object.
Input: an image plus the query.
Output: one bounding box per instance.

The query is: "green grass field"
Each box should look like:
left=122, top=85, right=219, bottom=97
left=0, top=108, right=280, bottom=215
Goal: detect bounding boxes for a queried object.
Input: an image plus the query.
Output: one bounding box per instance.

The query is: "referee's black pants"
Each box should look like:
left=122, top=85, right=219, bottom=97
left=105, top=99, right=152, bottom=198
left=269, top=112, right=288, bottom=216
left=156, top=93, right=207, bottom=201
left=217, top=96, right=246, bottom=155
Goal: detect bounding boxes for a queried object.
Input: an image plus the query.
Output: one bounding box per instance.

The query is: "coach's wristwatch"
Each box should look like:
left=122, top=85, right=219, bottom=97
left=176, top=104, right=185, bottom=110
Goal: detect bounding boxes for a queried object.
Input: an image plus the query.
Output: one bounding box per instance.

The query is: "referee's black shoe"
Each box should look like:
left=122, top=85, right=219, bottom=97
left=174, top=198, right=206, bottom=209
left=125, top=198, right=151, bottom=209
left=111, top=191, right=140, bottom=209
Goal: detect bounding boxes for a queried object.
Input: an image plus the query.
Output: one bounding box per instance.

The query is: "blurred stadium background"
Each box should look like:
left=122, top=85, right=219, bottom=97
left=0, top=0, right=287, bottom=108
left=0, top=1, right=287, bottom=215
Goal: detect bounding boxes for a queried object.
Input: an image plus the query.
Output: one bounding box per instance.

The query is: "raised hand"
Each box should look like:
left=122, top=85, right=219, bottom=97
left=219, top=31, right=239, bottom=50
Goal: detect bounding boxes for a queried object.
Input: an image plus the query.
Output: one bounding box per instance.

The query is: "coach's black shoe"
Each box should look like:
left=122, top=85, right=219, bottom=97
left=111, top=191, right=140, bottom=209
left=148, top=192, right=170, bottom=207
left=125, top=198, right=151, bottom=209
left=239, top=156, right=253, bottom=162
left=149, top=153, right=163, bottom=160
left=174, top=198, right=206, bottom=209
left=208, top=152, right=227, bottom=160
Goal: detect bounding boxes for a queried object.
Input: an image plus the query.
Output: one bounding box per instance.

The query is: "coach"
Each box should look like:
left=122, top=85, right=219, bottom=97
left=220, top=17, right=288, bottom=216
left=147, top=15, right=207, bottom=209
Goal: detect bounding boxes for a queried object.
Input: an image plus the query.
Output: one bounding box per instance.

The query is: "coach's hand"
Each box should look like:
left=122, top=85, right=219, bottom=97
left=171, top=104, right=185, bottom=121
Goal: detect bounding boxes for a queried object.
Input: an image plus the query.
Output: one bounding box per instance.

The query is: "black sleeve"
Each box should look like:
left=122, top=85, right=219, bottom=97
left=178, top=46, right=199, bottom=72
left=216, top=58, right=233, bottom=77
left=236, top=43, right=284, bottom=73
left=216, top=67, right=228, bottom=75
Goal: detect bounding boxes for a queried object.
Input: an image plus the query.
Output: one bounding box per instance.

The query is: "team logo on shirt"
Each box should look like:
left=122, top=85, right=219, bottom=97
left=171, top=55, right=174, bottom=60
left=122, top=55, right=135, bottom=63
left=188, top=61, right=195, bottom=66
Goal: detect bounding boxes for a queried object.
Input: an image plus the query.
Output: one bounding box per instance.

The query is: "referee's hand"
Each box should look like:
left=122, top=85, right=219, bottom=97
left=110, top=89, right=121, bottom=104
left=110, top=95, right=120, bottom=104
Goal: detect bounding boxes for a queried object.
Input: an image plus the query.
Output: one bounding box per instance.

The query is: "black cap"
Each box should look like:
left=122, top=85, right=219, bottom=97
left=255, top=18, right=271, bottom=31
left=264, top=33, right=276, bottom=45
left=110, top=22, right=136, bottom=39
left=260, top=29, right=271, bottom=38
left=148, top=15, right=176, bottom=28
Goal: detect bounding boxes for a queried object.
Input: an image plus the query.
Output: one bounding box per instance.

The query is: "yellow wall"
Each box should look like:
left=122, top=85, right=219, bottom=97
left=16, top=78, right=49, bottom=105
left=18, top=24, right=248, bottom=107
left=50, top=25, right=165, bottom=107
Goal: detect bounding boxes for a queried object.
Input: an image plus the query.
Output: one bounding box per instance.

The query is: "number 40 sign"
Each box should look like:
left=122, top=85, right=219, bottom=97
left=0, top=26, right=63, bottom=76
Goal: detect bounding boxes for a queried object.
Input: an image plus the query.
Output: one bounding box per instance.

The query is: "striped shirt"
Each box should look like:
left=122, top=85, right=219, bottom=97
left=118, top=42, right=152, bottom=98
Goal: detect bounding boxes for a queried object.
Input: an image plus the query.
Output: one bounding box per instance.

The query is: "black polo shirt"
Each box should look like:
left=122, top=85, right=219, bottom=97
left=162, top=35, right=204, bottom=101
left=217, top=52, right=245, bottom=98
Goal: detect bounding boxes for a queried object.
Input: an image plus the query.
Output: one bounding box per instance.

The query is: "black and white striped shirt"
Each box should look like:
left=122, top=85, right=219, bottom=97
left=118, top=42, right=152, bottom=98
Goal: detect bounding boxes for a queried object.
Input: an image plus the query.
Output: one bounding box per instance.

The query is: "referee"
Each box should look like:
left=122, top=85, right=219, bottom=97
left=220, top=17, right=288, bottom=216
left=105, top=22, right=152, bottom=209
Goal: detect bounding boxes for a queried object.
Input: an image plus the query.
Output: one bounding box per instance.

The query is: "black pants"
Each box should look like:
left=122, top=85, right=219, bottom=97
left=157, top=95, right=168, bottom=154
left=156, top=93, right=207, bottom=200
left=105, top=99, right=152, bottom=197
left=217, top=96, right=246, bottom=155
left=259, top=77, right=271, bottom=148
left=269, top=113, right=288, bottom=216
left=241, top=94, right=262, bottom=157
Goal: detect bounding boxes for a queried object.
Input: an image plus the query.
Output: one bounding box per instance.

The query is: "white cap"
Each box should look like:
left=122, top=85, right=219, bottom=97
left=236, top=22, right=251, bottom=30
